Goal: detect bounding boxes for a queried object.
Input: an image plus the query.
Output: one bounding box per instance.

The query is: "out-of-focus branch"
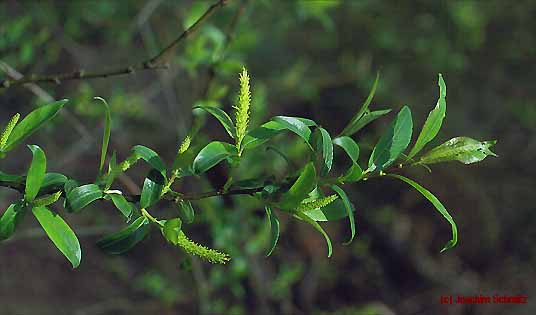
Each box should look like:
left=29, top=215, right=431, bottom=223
left=0, top=0, right=229, bottom=89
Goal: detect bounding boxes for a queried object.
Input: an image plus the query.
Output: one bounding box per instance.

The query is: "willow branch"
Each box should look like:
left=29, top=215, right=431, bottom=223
left=0, top=0, right=229, bottom=89
left=0, top=178, right=263, bottom=205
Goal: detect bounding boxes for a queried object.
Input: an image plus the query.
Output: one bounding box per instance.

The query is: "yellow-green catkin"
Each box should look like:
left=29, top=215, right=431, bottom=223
left=177, top=135, right=191, bottom=155
left=297, top=194, right=339, bottom=212
left=234, top=67, right=251, bottom=155
left=0, top=113, right=20, bottom=150
left=176, top=231, right=230, bottom=264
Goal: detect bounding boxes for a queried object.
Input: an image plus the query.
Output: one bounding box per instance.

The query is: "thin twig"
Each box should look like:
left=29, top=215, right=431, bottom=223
left=0, top=0, right=229, bottom=89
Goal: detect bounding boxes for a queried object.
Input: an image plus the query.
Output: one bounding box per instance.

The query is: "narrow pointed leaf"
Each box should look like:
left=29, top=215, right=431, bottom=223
left=331, top=185, right=356, bottom=245
left=417, top=137, right=498, bottom=165
left=368, top=106, right=413, bottom=172
left=4, top=99, right=68, bottom=152
left=25, top=145, right=46, bottom=201
left=192, top=141, right=237, bottom=174
left=163, top=218, right=182, bottom=245
left=341, top=163, right=363, bottom=182
left=0, top=202, right=26, bottom=241
left=132, top=145, right=167, bottom=177
left=32, top=206, right=81, bottom=268
left=194, top=105, right=236, bottom=139
left=109, top=193, right=134, bottom=221
left=333, top=136, right=360, bottom=163
left=270, top=116, right=311, bottom=144
left=277, top=162, right=317, bottom=210
left=265, top=206, right=280, bottom=256
left=296, top=211, right=332, bottom=257
left=177, top=201, right=195, bottom=224
left=0, top=171, right=23, bottom=183
left=41, top=173, right=68, bottom=190
left=341, top=72, right=380, bottom=136
left=66, top=184, right=103, bottom=212
left=303, top=198, right=354, bottom=221
left=140, top=169, right=165, bottom=209
left=387, top=174, right=457, bottom=252
left=407, top=74, right=447, bottom=159
left=317, top=128, right=333, bottom=176
left=344, top=109, right=392, bottom=136
left=94, top=97, right=112, bottom=174
left=96, top=216, right=150, bottom=254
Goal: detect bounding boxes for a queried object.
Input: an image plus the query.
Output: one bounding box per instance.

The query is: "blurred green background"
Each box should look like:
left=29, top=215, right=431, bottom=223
left=1, top=1, right=535, bottom=314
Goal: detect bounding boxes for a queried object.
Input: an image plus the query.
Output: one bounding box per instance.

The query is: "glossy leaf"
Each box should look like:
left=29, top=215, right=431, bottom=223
left=0, top=202, right=26, bottom=241
left=41, top=173, right=68, bottom=190
left=387, top=174, right=457, bottom=252
left=177, top=201, right=195, bottom=224
left=140, top=169, right=166, bottom=209
left=341, top=72, right=380, bottom=136
left=277, top=162, right=317, bottom=210
left=163, top=218, right=182, bottom=245
left=296, top=211, right=332, bottom=257
left=192, top=141, right=237, bottom=174
left=109, top=193, right=134, bottom=221
left=333, top=136, right=359, bottom=163
left=417, top=137, right=498, bottom=165
left=0, top=171, right=23, bottom=183
left=271, top=116, right=311, bottom=144
left=32, top=206, right=81, bottom=268
left=194, top=105, right=235, bottom=139
left=94, top=97, right=111, bottom=174
left=317, top=128, right=333, bottom=176
left=66, top=184, right=103, bottom=212
left=132, top=145, right=167, bottom=177
left=265, top=205, right=280, bottom=256
left=407, top=73, right=447, bottom=159
left=4, top=99, right=68, bottom=152
left=331, top=185, right=356, bottom=245
left=25, top=145, right=46, bottom=202
left=368, top=106, right=413, bottom=172
left=303, top=198, right=354, bottom=221
left=96, top=216, right=150, bottom=255
left=342, top=163, right=363, bottom=182
left=343, top=109, right=392, bottom=136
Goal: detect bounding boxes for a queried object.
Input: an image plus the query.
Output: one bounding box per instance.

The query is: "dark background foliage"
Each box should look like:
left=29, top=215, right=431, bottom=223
left=1, top=1, right=534, bottom=314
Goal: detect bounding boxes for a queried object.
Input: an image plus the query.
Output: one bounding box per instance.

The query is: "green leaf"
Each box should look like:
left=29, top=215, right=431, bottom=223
left=194, top=105, right=236, bottom=139
left=333, top=136, right=359, bottom=163
left=341, top=163, right=363, bottom=182
left=132, top=145, right=167, bottom=177
left=192, top=141, right=237, bottom=174
left=368, top=106, right=413, bottom=172
left=295, top=211, right=332, bottom=257
left=109, top=193, right=134, bottom=221
left=33, top=191, right=62, bottom=207
left=94, top=97, right=112, bottom=174
left=342, top=109, right=392, bottom=136
left=407, top=73, right=447, bottom=159
left=242, top=118, right=317, bottom=151
left=25, top=145, right=46, bottom=201
left=340, top=72, right=380, bottom=136
left=387, top=174, right=457, bottom=252
left=0, top=171, right=23, bottom=183
left=277, top=162, right=317, bottom=210
left=32, top=206, right=81, bottom=268
left=270, top=116, right=312, bottom=144
left=264, top=206, right=280, bottom=256
left=177, top=201, right=195, bottom=224
left=0, top=202, right=26, bottom=241
left=331, top=185, right=356, bottom=245
left=41, top=173, right=68, bottom=190
left=303, top=198, right=354, bottom=221
left=66, top=184, right=103, bottom=212
left=140, top=169, right=165, bottom=209
left=315, top=128, right=333, bottom=176
left=96, top=216, right=150, bottom=255
left=163, top=218, right=182, bottom=245
left=4, top=99, right=68, bottom=152
left=417, top=137, right=498, bottom=165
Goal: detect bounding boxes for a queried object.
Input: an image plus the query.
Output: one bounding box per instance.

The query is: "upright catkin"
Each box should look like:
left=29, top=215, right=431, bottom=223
left=234, top=67, right=251, bottom=155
